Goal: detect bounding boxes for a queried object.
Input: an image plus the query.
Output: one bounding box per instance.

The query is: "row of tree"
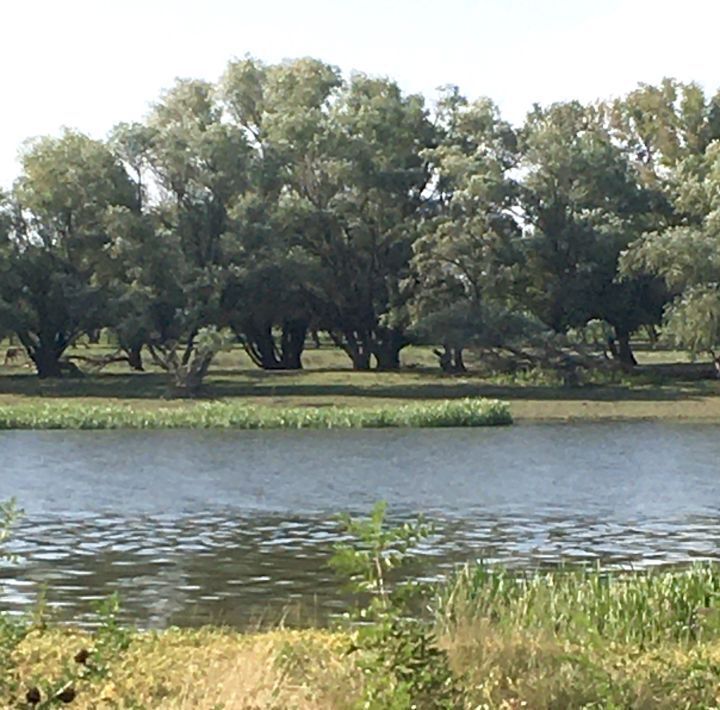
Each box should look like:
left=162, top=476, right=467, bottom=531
left=1, top=58, right=719, bottom=393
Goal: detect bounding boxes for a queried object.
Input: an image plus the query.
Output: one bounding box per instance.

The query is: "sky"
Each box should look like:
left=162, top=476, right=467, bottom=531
left=2, top=0, right=720, bottom=187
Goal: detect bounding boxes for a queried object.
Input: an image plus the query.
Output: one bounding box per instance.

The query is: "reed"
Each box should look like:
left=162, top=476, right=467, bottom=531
left=435, top=562, right=720, bottom=645
left=0, top=397, right=512, bottom=430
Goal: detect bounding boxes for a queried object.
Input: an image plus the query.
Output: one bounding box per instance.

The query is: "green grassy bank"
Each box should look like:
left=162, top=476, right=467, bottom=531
left=2, top=343, right=720, bottom=425
left=5, top=565, right=720, bottom=708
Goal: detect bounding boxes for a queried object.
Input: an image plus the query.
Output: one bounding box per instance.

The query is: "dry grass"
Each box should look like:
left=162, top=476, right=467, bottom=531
left=8, top=628, right=360, bottom=709
left=9, top=623, right=720, bottom=709
left=442, top=621, right=720, bottom=709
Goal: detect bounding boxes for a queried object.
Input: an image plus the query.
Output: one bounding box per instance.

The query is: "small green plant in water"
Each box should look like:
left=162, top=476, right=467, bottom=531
left=330, top=501, right=462, bottom=709
left=0, top=498, right=21, bottom=563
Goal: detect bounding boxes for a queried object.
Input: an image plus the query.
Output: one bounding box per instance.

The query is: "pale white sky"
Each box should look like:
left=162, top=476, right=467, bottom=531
left=2, top=0, right=719, bottom=187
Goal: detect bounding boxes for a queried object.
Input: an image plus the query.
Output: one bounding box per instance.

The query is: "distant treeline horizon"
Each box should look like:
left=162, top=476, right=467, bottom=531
left=1, top=57, right=719, bottom=392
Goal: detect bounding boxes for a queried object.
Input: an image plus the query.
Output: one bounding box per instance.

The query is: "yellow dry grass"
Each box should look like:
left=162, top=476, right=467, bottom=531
left=8, top=628, right=360, bottom=709
left=8, top=623, right=720, bottom=708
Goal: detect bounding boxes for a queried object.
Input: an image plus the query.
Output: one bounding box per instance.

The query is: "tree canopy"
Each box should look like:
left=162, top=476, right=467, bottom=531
left=1, top=58, right=719, bottom=390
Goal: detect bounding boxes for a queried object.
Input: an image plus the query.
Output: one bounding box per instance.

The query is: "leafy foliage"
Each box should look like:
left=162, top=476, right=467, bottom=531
left=331, top=502, right=462, bottom=709
left=3, top=64, right=720, bottom=386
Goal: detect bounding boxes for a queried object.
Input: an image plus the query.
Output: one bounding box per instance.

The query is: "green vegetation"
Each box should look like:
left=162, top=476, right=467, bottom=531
left=2, top=66, right=720, bottom=393
left=0, top=397, right=511, bottom=430
left=330, top=501, right=461, bottom=708
left=3, top=342, right=720, bottom=424
left=437, top=563, right=720, bottom=646
left=5, top=505, right=720, bottom=707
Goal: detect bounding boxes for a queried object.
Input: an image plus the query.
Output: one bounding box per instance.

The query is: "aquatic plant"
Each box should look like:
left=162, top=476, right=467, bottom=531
left=435, top=562, right=720, bottom=645
left=0, top=398, right=512, bottom=430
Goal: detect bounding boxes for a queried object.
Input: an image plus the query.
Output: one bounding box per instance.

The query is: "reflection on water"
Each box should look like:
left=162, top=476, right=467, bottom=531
left=0, top=424, right=719, bottom=627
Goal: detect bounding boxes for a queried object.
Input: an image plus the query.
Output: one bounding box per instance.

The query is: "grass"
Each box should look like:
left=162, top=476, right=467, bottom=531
left=0, top=397, right=512, bottom=429
left=2, top=342, right=720, bottom=424
left=7, top=565, right=720, bottom=708
left=5, top=627, right=360, bottom=709
left=435, top=563, right=720, bottom=646
left=435, top=563, right=720, bottom=708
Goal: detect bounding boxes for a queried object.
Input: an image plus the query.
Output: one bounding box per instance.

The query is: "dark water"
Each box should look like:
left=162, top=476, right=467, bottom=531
left=1, top=423, right=720, bottom=628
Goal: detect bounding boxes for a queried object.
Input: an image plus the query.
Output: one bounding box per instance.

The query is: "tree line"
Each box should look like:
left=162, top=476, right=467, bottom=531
left=1, top=58, right=719, bottom=393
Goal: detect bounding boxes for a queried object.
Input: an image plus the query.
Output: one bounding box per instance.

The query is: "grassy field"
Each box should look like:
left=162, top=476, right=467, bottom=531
left=1, top=342, right=719, bottom=423
left=6, top=565, right=720, bottom=708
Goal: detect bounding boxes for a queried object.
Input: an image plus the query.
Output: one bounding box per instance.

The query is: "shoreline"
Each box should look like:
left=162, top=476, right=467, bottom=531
left=1, top=396, right=720, bottom=428
left=5, top=565, right=720, bottom=708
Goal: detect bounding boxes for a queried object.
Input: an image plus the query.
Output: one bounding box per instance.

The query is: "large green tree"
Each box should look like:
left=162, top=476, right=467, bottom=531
left=281, top=73, right=436, bottom=370
left=607, top=79, right=720, bottom=187
left=218, top=57, right=341, bottom=369
left=0, top=131, right=135, bottom=377
left=408, top=90, right=531, bottom=371
left=105, top=79, right=251, bottom=393
left=518, top=102, right=667, bottom=366
left=621, top=141, right=720, bottom=363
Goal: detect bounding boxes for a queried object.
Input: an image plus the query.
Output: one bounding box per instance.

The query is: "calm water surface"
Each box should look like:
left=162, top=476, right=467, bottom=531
left=1, top=422, right=719, bottom=627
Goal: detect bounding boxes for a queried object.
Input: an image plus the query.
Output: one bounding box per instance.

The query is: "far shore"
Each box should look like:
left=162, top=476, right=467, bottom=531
left=1, top=343, right=719, bottom=427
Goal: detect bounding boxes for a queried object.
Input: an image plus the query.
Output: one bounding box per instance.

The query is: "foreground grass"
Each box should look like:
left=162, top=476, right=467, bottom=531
left=6, top=628, right=359, bottom=709
left=0, top=398, right=511, bottom=430
left=7, top=565, right=720, bottom=708
left=436, top=564, right=720, bottom=708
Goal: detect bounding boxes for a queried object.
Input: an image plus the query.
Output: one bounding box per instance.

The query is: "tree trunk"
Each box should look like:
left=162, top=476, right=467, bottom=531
left=170, top=352, right=214, bottom=398
left=126, top=343, right=144, bottom=372
left=279, top=319, right=307, bottom=370
left=372, top=328, right=407, bottom=371
left=433, top=343, right=466, bottom=373
left=434, top=344, right=453, bottom=373
left=32, top=347, right=64, bottom=379
left=242, top=320, right=306, bottom=370
left=615, top=329, right=637, bottom=368
left=373, top=345, right=401, bottom=371
left=329, top=329, right=372, bottom=370
left=453, top=347, right=467, bottom=373
left=350, top=348, right=372, bottom=370
left=242, top=323, right=281, bottom=369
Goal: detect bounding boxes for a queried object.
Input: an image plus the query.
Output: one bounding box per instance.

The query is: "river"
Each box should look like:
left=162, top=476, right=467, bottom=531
left=0, top=422, right=718, bottom=627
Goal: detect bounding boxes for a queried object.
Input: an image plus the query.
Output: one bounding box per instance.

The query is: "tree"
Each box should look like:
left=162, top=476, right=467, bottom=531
left=518, top=102, right=668, bottom=367
left=279, top=73, right=436, bottom=370
left=218, top=57, right=341, bottom=369
left=408, top=90, right=533, bottom=371
left=607, top=79, right=720, bottom=187
left=0, top=131, right=135, bottom=377
left=106, top=121, right=158, bottom=370
left=104, top=79, right=251, bottom=394
left=621, top=141, right=720, bottom=365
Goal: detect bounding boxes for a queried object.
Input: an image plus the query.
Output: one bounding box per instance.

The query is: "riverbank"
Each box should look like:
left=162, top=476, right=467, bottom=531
left=6, top=565, right=720, bottom=708
left=10, top=627, right=720, bottom=708
left=0, top=343, right=719, bottom=425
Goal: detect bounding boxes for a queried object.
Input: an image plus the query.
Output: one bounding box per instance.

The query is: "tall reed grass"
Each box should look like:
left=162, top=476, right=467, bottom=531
left=435, top=562, right=720, bottom=645
left=0, top=398, right=512, bottom=430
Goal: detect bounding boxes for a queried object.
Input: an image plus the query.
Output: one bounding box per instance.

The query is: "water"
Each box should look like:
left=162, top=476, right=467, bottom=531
left=1, top=422, right=719, bottom=627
